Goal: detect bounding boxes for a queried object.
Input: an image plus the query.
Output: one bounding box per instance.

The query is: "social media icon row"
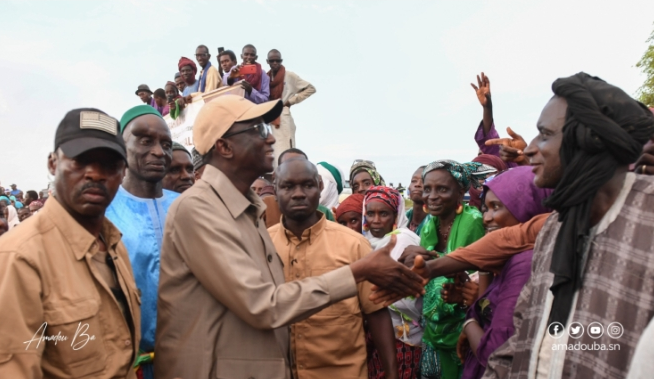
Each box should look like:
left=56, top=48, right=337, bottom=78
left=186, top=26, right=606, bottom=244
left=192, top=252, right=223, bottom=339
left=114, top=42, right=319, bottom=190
left=547, top=321, right=623, bottom=339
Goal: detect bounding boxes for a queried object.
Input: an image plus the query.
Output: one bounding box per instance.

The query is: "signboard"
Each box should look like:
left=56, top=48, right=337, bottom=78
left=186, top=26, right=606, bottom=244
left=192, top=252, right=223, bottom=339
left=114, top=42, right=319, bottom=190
left=164, top=85, right=245, bottom=151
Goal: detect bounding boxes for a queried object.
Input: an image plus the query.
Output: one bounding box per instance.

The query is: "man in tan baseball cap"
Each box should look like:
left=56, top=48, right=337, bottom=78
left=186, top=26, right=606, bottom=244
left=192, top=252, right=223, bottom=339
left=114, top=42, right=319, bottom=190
left=155, top=95, right=427, bottom=378
left=193, top=94, right=283, bottom=155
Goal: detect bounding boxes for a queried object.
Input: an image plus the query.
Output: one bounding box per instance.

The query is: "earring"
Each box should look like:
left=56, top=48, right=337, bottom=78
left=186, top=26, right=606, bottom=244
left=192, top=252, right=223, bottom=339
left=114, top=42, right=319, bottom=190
left=423, top=205, right=428, bottom=213
left=456, top=204, right=463, bottom=215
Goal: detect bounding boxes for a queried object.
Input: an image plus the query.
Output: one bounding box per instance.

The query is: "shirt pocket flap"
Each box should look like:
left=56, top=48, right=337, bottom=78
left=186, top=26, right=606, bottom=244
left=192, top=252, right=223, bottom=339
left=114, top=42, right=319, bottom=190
left=44, top=298, right=99, bottom=326
left=0, top=354, right=11, bottom=364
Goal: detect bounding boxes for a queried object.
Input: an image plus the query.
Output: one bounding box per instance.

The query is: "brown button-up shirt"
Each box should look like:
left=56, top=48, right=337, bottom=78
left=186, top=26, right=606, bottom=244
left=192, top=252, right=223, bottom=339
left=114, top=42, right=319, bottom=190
left=0, top=197, right=141, bottom=379
left=155, top=165, right=358, bottom=379
left=268, top=214, right=384, bottom=379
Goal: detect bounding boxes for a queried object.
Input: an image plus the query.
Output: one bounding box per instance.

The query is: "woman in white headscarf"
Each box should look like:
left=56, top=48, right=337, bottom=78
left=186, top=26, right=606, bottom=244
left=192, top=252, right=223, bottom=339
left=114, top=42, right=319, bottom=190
left=6, top=204, right=20, bottom=230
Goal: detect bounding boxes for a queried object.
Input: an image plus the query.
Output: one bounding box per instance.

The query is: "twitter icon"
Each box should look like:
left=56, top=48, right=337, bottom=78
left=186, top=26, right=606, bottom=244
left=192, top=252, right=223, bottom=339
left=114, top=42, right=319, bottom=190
left=568, top=322, right=584, bottom=339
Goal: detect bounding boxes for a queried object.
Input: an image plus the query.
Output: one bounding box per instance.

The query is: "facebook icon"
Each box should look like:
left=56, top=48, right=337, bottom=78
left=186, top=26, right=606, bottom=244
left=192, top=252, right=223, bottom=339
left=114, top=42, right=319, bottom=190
left=548, top=322, right=566, bottom=339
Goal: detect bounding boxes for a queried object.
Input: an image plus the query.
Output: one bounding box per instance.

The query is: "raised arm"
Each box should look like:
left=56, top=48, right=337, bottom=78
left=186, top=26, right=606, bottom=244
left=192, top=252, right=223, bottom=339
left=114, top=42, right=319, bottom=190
left=447, top=213, right=549, bottom=272
left=471, top=72, right=493, bottom=135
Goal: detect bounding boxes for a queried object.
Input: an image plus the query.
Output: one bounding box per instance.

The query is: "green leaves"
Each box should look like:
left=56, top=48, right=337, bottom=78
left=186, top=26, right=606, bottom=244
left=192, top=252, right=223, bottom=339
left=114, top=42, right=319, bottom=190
left=636, top=24, right=654, bottom=108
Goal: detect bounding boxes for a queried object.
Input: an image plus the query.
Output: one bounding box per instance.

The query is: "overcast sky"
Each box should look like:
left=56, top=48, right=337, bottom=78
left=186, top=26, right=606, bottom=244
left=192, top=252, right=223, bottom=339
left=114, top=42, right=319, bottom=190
left=2, top=0, right=653, bottom=192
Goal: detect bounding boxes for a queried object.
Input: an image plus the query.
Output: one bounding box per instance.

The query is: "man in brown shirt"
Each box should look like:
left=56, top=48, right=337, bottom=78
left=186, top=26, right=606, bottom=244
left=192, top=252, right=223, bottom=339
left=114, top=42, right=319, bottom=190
left=0, top=108, right=141, bottom=378
left=155, top=95, right=426, bottom=379
left=269, top=158, right=398, bottom=379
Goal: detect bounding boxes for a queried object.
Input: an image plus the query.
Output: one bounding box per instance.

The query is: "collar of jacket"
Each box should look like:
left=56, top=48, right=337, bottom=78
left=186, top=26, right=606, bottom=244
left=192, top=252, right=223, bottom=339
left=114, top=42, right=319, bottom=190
left=202, top=164, right=265, bottom=220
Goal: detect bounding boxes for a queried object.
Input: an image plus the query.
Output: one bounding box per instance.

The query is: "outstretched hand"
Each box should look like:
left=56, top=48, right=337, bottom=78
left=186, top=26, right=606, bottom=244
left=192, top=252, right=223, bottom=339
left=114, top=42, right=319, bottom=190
left=369, top=254, right=431, bottom=306
left=399, top=245, right=438, bottom=268
left=471, top=72, right=491, bottom=108
left=353, top=235, right=427, bottom=301
left=485, top=127, right=528, bottom=164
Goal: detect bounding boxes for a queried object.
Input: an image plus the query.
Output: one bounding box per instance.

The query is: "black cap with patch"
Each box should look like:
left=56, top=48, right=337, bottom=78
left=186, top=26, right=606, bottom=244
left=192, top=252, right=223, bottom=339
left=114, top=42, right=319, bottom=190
left=54, top=108, right=127, bottom=161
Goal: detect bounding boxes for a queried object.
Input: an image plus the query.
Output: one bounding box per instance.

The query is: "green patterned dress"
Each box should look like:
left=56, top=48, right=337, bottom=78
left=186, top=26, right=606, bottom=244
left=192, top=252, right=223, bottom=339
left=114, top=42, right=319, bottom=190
left=419, top=204, right=485, bottom=379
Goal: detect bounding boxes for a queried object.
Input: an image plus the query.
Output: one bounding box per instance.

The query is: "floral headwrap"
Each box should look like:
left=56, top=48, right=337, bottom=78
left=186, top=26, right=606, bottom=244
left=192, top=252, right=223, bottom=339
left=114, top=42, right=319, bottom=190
left=362, top=186, right=408, bottom=235
left=363, top=186, right=400, bottom=213
left=349, top=160, right=386, bottom=186
left=422, top=159, right=495, bottom=191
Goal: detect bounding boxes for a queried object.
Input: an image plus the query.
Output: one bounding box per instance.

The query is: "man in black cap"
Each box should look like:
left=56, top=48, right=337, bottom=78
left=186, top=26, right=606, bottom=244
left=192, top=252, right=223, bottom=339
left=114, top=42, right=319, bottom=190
left=136, top=84, right=156, bottom=108
left=0, top=109, right=141, bottom=378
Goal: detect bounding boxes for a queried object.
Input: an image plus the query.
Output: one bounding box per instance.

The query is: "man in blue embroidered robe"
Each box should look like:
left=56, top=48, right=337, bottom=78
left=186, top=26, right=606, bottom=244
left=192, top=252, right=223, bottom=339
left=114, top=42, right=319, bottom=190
left=106, top=105, right=180, bottom=379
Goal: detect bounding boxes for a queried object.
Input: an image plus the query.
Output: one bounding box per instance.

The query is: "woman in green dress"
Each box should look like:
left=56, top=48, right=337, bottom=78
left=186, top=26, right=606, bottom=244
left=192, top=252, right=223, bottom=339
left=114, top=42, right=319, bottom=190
left=418, top=159, right=494, bottom=379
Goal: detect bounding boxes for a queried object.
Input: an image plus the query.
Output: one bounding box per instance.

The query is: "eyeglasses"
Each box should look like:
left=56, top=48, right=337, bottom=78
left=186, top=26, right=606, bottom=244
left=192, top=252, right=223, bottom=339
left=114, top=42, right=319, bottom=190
left=222, top=123, right=272, bottom=139
left=195, top=53, right=208, bottom=57
left=268, top=59, right=282, bottom=63
left=352, top=159, right=376, bottom=168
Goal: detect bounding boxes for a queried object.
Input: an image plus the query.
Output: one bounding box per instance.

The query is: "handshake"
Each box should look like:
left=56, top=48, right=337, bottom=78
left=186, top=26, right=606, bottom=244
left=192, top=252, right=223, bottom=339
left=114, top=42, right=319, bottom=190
left=350, top=236, right=442, bottom=306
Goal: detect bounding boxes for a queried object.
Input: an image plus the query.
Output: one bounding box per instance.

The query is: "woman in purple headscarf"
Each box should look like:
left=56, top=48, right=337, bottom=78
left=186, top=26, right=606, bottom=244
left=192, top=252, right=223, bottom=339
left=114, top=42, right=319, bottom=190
left=457, top=166, right=552, bottom=379
left=468, top=154, right=508, bottom=211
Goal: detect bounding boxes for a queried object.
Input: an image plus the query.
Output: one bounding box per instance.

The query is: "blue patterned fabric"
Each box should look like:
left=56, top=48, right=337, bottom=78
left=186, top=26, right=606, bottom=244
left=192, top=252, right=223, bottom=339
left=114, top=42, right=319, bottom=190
left=105, top=186, right=179, bottom=359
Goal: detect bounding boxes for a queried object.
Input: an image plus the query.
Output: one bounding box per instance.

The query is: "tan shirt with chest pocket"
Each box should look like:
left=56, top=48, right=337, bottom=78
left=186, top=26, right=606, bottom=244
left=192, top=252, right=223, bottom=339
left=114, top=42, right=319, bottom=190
left=0, top=197, right=141, bottom=379
left=155, top=165, right=359, bottom=379
left=268, top=215, right=384, bottom=379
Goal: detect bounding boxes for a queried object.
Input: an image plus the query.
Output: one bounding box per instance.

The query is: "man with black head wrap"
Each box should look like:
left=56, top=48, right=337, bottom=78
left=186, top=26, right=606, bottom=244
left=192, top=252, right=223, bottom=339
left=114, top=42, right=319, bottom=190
left=479, top=73, right=654, bottom=379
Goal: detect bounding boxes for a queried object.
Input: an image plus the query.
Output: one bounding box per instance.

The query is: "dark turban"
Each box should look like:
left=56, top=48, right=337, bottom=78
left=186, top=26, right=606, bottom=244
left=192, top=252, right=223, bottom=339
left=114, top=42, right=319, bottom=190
left=546, top=72, right=654, bottom=326
left=178, top=57, right=197, bottom=75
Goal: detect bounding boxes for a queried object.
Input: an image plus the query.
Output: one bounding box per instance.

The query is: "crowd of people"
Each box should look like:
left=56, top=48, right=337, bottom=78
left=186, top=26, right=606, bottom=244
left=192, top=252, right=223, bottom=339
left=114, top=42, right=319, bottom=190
left=2, top=60, right=654, bottom=379
left=134, top=43, right=316, bottom=169
left=0, top=185, right=48, bottom=235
